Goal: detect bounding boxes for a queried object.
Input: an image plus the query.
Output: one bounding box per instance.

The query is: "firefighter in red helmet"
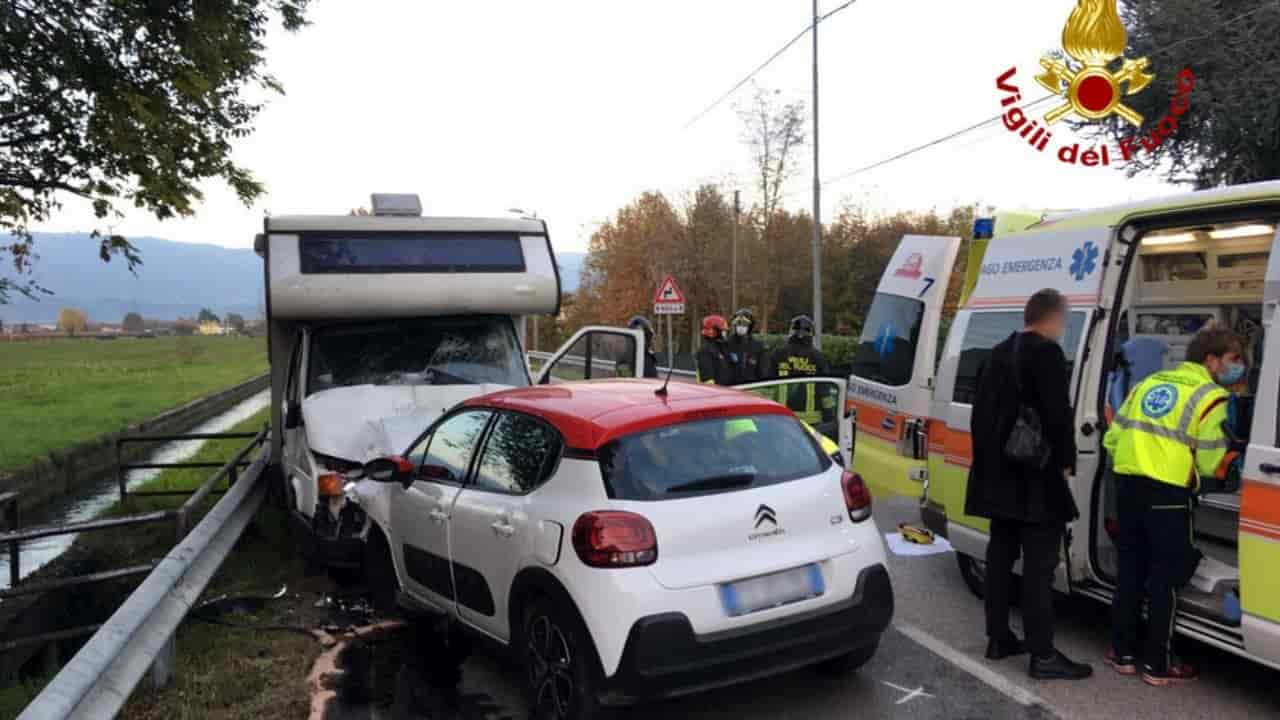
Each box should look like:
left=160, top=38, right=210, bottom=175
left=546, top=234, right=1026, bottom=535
left=696, top=314, right=731, bottom=385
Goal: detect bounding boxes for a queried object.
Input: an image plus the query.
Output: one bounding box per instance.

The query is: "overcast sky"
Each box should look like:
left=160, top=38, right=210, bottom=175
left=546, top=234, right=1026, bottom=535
left=34, top=0, right=1179, bottom=253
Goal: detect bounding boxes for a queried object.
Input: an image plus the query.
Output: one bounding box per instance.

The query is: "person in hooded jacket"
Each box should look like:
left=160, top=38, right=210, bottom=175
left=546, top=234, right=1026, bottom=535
left=626, top=315, right=660, bottom=378
left=966, top=289, right=1091, bottom=681
left=725, top=308, right=766, bottom=385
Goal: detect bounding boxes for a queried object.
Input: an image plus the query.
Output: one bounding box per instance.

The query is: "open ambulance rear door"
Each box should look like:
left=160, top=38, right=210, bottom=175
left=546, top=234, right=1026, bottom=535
left=1240, top=230, right=1280, bottom=664
left=849, top=235, right=962, bottom=507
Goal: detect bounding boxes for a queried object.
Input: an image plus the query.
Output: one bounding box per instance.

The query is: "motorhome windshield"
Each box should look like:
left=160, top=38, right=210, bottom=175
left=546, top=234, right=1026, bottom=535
left=306, top=316, right=528, bottom=393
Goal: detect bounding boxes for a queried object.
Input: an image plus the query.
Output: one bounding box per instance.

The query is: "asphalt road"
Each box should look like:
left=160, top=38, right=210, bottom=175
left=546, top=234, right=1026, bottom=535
left=343, top=501, right=1280, bottom=719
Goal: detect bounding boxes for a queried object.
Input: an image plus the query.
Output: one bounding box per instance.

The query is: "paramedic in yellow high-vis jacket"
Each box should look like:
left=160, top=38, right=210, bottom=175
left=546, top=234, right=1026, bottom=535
left=1103, top=326, right=1245, bottom=687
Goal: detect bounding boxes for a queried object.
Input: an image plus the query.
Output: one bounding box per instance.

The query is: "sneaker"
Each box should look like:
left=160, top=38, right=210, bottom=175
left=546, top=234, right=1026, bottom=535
left=985, top=635, right=1027, bottom=660
left=1029, top=650, right=1094, bottom=680
left=1105, top=649, right=1137, bottom=676
left=1142, top=661, right=1199, bottom=687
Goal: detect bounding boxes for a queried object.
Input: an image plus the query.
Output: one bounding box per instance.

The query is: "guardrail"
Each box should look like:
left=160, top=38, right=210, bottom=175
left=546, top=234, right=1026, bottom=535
left=17, top=430, right=271, bottom=720
left=526, top=350, right=699, bottom=382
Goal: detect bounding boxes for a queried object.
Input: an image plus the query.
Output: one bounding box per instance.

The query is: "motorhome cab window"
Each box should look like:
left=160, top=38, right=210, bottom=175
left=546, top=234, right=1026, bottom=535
left=952, top=311, right=1087, bottom=405
left=851, top=293, right=925, bottom=387
left=307, top=316, right=529, bottom=394
left=1096, top=218, right=1275, bottom=628
left=299, top=231, right=525, bottom=274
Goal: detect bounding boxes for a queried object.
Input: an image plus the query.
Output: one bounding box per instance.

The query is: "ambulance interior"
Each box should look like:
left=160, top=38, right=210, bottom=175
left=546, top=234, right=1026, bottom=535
left=1094, top=218, right=1275, bottom=626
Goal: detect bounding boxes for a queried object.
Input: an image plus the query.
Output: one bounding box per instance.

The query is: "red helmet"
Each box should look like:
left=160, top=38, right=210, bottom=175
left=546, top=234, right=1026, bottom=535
left=701, top=314, right=728, bottom=339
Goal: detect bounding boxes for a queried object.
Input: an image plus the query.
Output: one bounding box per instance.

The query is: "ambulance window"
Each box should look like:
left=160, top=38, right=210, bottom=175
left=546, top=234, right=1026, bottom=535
left=851, top=293, right=924, bottom=387
left=952, top=310, right=1087, bottom=405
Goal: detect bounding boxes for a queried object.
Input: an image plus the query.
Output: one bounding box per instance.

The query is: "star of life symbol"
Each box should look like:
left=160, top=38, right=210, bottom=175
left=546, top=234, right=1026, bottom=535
left=1035, top=0, right=1155, bottom=128
left=1141, top=383, right=1178, bottom=419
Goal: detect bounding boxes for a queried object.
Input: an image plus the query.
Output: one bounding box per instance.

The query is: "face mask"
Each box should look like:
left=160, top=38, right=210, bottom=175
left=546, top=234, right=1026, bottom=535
left=1217, top=361, right=1246, bottom=386
left=734, top=325, right=748, bottom=337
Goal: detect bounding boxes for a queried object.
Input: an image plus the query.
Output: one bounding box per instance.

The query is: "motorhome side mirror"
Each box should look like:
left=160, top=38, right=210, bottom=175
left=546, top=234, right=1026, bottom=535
left=284, top=401, right=303, bottom=429
left=363, top=456, right=415, bottom=488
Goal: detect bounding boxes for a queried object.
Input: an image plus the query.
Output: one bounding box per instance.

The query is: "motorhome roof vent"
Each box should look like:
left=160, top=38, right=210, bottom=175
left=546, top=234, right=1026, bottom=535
left=370, top=193, right=422, bottom=217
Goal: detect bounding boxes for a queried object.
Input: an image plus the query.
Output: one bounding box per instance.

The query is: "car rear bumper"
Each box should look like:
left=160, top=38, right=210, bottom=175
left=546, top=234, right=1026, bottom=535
left=602, top=562, right=893, bottom=704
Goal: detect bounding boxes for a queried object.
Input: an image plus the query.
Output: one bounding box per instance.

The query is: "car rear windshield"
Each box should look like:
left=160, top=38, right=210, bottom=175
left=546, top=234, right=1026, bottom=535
left=851, top=292, right=925, bottom=387
left=307, top=315, right=529, bottom=393
left=598, top=414, right=830, bottom=501
left=299, top=231, right=525, bottom=274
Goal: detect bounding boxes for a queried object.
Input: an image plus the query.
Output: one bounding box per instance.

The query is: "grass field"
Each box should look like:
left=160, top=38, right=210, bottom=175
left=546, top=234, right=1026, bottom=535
left=0, top=336, right=268, bottom=472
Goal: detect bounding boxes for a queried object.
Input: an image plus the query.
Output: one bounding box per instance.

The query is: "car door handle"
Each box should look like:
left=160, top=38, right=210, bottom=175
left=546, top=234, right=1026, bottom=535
left=428, top=509, right=449, bottom=523
left=1261, top=463, right=1280, bottom=476
left=490, top=520, right=515, bottom=537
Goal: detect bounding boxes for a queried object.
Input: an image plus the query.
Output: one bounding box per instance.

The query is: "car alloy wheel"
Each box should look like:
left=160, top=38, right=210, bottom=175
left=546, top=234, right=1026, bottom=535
left=526, top=614, right=576, bottom=719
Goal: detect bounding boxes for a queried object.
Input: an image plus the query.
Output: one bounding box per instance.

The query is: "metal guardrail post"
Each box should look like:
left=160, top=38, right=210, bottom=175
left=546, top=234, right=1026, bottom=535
left=6, top=495, right=19, bottom=588
left=150, top=636, right=175, bottom=689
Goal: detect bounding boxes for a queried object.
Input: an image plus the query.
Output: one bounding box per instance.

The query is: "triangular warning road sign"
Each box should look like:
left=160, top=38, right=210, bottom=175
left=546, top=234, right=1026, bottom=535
left=653, top=274, right=686, bottom=304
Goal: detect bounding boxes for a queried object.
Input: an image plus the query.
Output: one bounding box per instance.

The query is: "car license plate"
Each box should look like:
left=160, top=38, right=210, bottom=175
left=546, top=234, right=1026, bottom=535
left=719, top=564, right=825, bottom=617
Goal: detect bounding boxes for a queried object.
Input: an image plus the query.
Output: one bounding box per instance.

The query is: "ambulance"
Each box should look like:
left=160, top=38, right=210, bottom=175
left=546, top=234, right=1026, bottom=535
left=847, top=180, right=1280, bottom=670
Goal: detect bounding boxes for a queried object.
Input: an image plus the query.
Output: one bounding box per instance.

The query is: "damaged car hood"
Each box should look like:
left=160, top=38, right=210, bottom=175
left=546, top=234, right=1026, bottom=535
left=302, top=384, right=511, bottom=461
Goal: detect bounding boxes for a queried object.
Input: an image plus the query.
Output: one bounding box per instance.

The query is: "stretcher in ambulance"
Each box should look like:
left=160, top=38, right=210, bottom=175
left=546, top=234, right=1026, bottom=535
left=848, top=180, right=1280, bottom=671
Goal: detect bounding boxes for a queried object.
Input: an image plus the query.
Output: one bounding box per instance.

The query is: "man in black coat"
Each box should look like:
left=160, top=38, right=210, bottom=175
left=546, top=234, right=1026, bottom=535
left=966, top=289, right=1092, bottom=680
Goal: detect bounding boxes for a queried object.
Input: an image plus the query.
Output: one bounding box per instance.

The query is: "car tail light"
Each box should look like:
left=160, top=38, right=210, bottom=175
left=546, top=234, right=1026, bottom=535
left=842, top=470, right=872, bottom=523
left=317, top=472, right=343, bottom=497
left=572, top=511, right=657, bottom=568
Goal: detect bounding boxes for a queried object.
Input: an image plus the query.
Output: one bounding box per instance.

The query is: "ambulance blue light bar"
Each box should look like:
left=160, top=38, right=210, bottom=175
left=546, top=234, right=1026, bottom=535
left=973, top=217, right=995, bottom=240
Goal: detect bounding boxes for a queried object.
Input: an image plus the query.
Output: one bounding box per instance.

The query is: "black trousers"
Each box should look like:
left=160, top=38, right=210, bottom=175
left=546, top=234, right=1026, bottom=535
left=986, top=519, right=1063, bottom=658
left=1111, top=473, right=1201, bottom=672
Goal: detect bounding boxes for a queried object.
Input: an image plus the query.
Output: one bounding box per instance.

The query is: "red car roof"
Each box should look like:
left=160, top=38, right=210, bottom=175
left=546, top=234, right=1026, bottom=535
left=463, top=380, right=792, bottom=450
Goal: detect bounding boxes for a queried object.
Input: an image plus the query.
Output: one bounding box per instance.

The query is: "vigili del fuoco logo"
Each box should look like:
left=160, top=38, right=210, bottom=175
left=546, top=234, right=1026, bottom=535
left=995, top=0, right=1195, bottom=167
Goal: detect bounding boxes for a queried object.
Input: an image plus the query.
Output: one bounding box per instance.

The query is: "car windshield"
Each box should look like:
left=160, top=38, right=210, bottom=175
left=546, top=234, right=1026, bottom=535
left=599, top=414, right=829, bottom=501
left=307, top=315, right=528, bottom=394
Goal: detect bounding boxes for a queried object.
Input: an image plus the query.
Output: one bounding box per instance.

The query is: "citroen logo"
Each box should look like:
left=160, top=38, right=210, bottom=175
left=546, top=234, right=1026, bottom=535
left=754, top=504, right=777, bottom=529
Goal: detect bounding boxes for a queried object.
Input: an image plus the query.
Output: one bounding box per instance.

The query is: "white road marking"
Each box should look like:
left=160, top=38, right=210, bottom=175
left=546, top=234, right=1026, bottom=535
left=881, top=680, right=935, bottom=705
left=895, top=622, right=1062, bottom=717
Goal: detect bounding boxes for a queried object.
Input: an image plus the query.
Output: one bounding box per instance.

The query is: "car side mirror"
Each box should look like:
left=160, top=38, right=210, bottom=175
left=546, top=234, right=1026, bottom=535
left=363, top=456, right=415, bottom=489
left=284, top=401, right=303, bottom=429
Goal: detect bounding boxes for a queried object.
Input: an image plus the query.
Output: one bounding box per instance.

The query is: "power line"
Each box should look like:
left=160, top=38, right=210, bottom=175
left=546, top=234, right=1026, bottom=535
left=821, top=1, right=1280, bottom=186
left=681, top=0, right=859, bottom=130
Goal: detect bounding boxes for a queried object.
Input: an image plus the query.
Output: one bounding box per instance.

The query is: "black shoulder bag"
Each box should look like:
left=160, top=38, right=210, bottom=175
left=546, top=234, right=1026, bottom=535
left=1003, top=333, right=1052, bottom=469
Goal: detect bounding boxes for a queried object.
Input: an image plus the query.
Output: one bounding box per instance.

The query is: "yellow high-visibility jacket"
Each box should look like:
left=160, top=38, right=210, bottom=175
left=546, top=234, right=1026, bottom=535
left=1103, top=361, right=1232, bottom=489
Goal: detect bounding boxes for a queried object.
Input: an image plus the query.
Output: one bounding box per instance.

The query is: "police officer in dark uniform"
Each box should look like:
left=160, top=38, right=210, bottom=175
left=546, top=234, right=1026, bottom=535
left=770, top=315, right=828, bottom=378
left=725, top=308, right=766, bottom=385
left=696, top=315, right=731, bottom=385
left=627, top=315, right=659, bottom=378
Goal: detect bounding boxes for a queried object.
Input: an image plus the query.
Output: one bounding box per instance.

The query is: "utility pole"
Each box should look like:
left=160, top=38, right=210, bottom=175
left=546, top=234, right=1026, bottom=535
left=810, top=0, right=823, bottom=349
left=731, top=189, right=740, bottom=311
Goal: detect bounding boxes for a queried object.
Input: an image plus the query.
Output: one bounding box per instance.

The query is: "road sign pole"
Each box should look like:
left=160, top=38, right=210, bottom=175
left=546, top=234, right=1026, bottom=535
left=666, top=315, right=674, bottom=369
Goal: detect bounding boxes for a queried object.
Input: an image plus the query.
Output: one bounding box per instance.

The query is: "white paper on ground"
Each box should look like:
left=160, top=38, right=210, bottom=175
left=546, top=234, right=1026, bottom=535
left=884, top=531, right=954, bottom=557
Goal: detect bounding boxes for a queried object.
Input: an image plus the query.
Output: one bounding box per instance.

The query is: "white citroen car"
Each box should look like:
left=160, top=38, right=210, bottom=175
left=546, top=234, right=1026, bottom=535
left=347, top=379, right=893, bottom=719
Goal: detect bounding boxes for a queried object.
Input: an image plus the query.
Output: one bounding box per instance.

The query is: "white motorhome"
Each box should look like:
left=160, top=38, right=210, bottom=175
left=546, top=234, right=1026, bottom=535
left=258, top=194, right=564, bottom=570
left=847, top=180, right=1280, bottom=671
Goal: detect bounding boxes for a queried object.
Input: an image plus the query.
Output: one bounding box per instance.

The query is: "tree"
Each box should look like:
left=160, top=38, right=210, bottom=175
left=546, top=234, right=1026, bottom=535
left=197, top=308, right=220, bottom=325
left=0, top=0, right=312, bottom=303
left=226, top=312, right=246, bottom=334
left=57, top=307, right=87, bottom=335
left=122, top=311, right=144, bottom=334
left=735, top=86, right=807, bottom=332
left=1084, top=1, right=1280, bottom=187
left=173, top=319, right=196, bottom=336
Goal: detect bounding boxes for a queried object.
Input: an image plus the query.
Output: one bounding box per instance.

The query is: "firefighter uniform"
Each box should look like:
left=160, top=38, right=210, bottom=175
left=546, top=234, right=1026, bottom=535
left=769, top=340, right=830, bottom=425
left=1103, top=361, right=1235, bottom=675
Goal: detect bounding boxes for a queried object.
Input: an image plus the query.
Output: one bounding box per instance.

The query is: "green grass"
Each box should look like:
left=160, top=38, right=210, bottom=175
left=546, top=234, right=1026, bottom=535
left=0, top=336, right=267, bottom=472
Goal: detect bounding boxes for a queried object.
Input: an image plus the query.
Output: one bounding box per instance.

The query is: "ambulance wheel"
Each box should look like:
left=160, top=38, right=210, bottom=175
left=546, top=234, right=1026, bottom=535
left=957, top=553, right=987, bottom=599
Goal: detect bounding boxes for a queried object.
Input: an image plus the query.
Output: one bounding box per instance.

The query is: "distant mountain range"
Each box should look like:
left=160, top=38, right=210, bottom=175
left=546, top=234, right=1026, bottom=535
left=1, top=233, right=586, bottom=324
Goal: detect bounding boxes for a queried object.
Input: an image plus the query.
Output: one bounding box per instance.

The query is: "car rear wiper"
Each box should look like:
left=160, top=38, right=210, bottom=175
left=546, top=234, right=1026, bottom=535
left=666, top=474, right=755, bottom=494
